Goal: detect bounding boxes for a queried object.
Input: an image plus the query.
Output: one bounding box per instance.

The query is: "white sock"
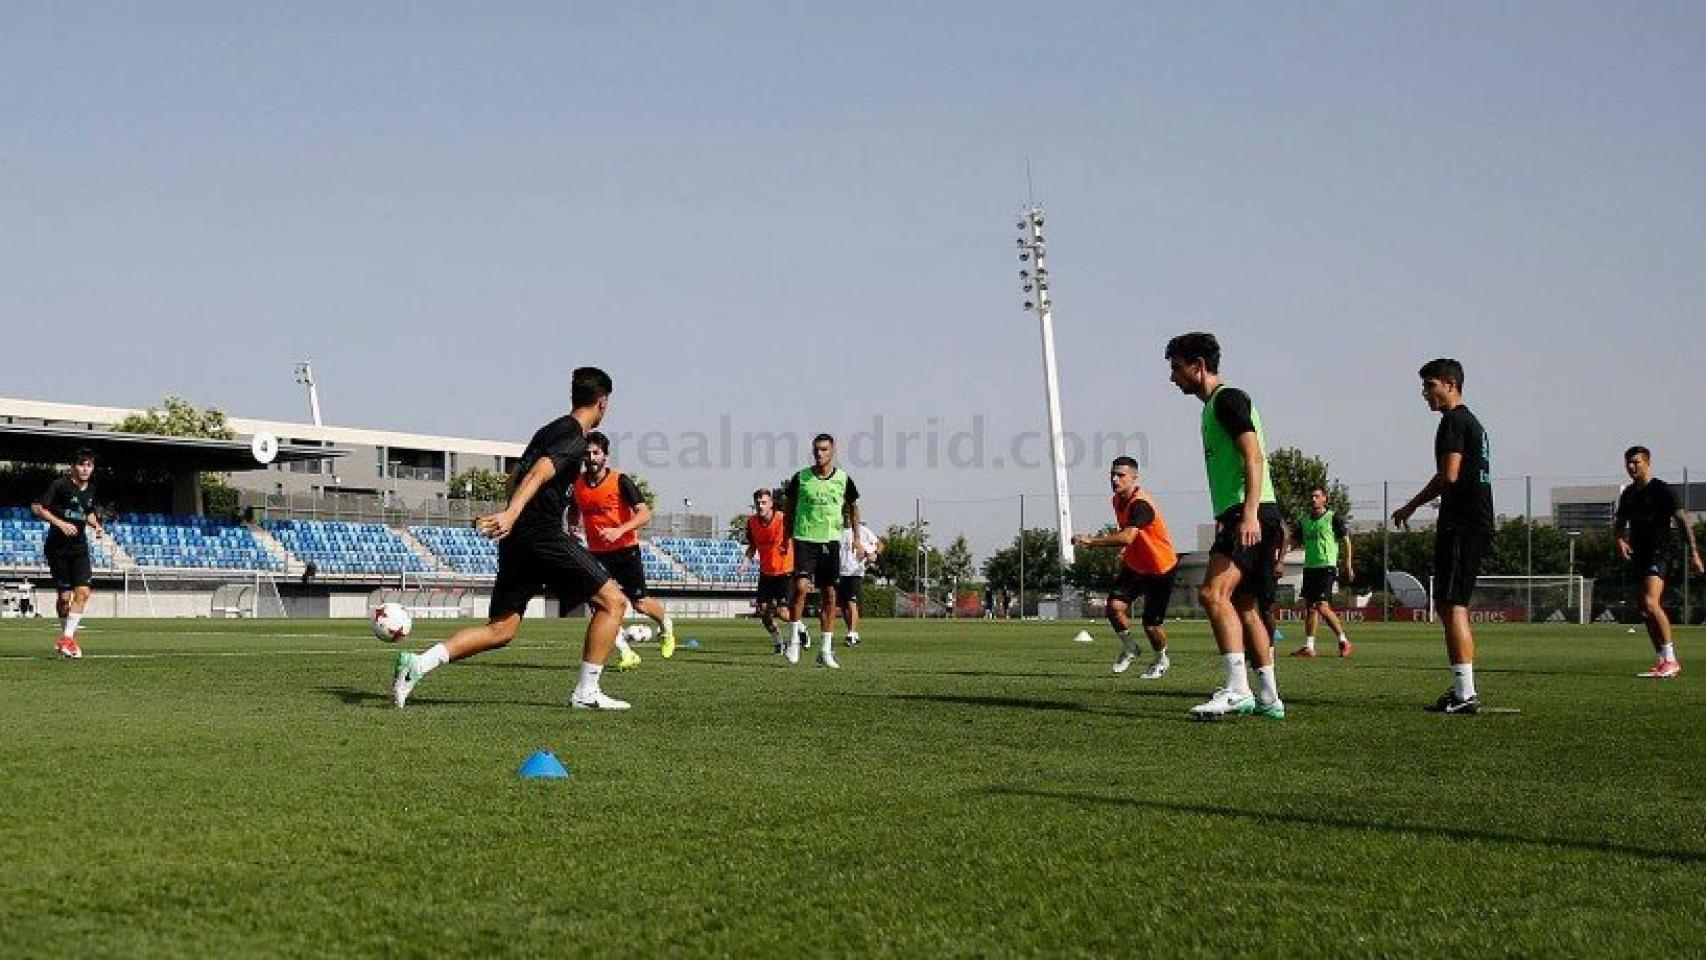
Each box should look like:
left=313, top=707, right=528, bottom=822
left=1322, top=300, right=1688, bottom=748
left=417, top=643, right=450, bottom=676
left=574, top=662, right=604, bottom=701
left=790, top=621, right=804, bottom=643
left=1257, top=664, right=1279, bottom=703
left=1661, top=644, right=1677, bottom=662
left=614, top=635, right=634, bottom=657
left=65, top=613, right=83, bottom=637
left=821, top=632, right=834, bottom=648
left=1153, top=646, right=1170, bottom=666
left=1116, top=629, right=1136, bottom=653
left=1337, top=632, right=1349, bottom=644
left=1304, top=635, right=1317, bottom=651
left=848, top=631, right=859, bottom=641
left=661, top=617, right=675, bottom=637
left=1453, top=662, right=1477, bottom=700
left=1223, top=652, right=1249, bottom=695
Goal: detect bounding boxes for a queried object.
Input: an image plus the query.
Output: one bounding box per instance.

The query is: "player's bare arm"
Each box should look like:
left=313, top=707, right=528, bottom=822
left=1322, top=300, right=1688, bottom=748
left=479, top=457, right=557, bottom=540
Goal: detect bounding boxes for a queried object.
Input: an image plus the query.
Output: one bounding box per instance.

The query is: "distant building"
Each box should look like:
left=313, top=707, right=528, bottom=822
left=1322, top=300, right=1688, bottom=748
left=1552, top=482, right=1706, bottom=534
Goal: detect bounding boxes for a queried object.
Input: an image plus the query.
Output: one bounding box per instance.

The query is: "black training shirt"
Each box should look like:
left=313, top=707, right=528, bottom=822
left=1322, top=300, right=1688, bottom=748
left=1434, top=405, right=1494, bottom=534
left=1616, top=478, right=1681, bottom=552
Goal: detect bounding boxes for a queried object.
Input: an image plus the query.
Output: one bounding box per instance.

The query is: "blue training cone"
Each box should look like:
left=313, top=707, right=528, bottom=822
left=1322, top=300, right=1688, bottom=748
left=682, top=638, right=701, bottom=651
left=518, top=749, right=570, bottom=780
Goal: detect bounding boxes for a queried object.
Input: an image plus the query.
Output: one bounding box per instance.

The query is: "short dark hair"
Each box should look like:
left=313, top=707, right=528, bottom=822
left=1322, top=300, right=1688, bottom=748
left=586, top=431, right=609, bottom=454
left=571, top=367, right=614, bottom=408
left=813, top=433, right=835, bottom=447
left=1418, top=358, right=1464, bottom=390
left=1110, top=456, right=1140, bottom=471
left=1309, top=484, right=1328, bottom=496
left=72, top=447, right=96, bottom=465
left=752, top=487, right=773, bottom=503
left=1625, top=445, right=1651, bottom=462
left=1164, top=332, right=1220, bottom=373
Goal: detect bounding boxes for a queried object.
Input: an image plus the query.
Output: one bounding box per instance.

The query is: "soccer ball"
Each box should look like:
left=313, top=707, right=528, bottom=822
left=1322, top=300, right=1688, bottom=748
left=625, top=624, right=655, bottom=644
left=372, top=603, right=413, bottom=643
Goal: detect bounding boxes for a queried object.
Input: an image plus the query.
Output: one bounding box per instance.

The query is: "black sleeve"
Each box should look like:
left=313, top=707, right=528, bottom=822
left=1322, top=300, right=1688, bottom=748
left=1435, top=412, right=1468, bottom=457
left=844, top=475, right=860, bottom=504
left=1122, top=500, right=1155, bottom=529
left=1212, top=388, right=1256, bottom=439
left=617, top=474, right=645, bottom=508
left=783, top=474, right=801, bottom=514
left=1656, top=482, right=1681, bottom=516
left=33, top=478, right=62, bottom=509
left=1614, top=488, right=1631, bottom=522
left=543, top=432, right=587, bottom=477
left=1333, top=514, right=1349, bottom=539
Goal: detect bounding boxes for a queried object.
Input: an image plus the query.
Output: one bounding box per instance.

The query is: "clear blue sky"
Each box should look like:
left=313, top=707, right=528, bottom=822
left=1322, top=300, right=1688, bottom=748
left=5, top=2, right=1703, bottom=554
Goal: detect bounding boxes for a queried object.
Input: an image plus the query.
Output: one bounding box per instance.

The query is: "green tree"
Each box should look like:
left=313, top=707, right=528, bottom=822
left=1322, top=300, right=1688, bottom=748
left=983, top=528, right=1064, bottom=599
left=1267, top=446, right=1352, bottom=531
left=1064, top=524, right=1123, bottom=593
left=630, top=473, right=658, bottom=510
left=939, top=535, right=975, bottom=587
left=112, top=396, right=235, bottom=441
left=112, top=396, right=239, bottom=518
left=449, top=467, right=508, bottom=502
left=726, top=512, right=752, bottom=541
left=876, top=522, right=943, bottom=594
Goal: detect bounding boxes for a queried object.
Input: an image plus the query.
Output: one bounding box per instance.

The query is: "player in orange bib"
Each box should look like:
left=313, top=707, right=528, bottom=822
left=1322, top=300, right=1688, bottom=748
left=741, top=487, right=795, bottom=653
left=572, top=431, right=676, bottom=664
left=1072, top=457, right=1180, bottom=679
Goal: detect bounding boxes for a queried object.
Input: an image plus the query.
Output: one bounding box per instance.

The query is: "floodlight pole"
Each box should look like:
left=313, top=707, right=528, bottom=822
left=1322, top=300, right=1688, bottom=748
left=295, top=360, right=324, bottom=427
left=1016, top=206, right=1076, bottom=587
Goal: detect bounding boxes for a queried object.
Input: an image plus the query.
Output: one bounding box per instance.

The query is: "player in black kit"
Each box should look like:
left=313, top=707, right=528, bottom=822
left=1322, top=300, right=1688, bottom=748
left=1615, top=446, right=1704, bottom=678
left=31, top=448, right=104, bottom=659
left=391, top=367, right=634, bottom=711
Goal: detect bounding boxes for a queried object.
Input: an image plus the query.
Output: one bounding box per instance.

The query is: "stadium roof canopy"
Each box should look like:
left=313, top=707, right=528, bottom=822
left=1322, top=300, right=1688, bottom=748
left=0, top=423, right=346, bottom=472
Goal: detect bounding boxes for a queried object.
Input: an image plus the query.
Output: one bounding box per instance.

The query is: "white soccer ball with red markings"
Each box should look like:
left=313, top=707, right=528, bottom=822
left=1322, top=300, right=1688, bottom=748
left=372, top=603, right=413, bottom=643
left=624, top=624, right=655, bottom=644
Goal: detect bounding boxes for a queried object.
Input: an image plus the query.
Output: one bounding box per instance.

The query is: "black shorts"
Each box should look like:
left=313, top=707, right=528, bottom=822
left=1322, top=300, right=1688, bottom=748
left=792, top=540, right=840, bottom=589
left=756, top=574, right=792, bottom=606
left=1108, top=565, right=1175, bottom=627
left=837, top=575, right=864, bottom=606
left=1433, top=528, right=1490, bottom=608
left=46, top=544, right=92, bottom=592
left=1209, top=504, right=1285, bottom=606
left=489, top=533, right=612, bottom=620
left=1301, top=567, right=1337, bottom=605
left=1629, top=546, right=1672, bottom=584
left=594, top=546, right=649, bottom=602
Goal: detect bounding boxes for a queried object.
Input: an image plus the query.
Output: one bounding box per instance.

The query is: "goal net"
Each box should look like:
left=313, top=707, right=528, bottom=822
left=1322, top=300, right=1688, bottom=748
left=1428, top=574, right=1593, bottom=624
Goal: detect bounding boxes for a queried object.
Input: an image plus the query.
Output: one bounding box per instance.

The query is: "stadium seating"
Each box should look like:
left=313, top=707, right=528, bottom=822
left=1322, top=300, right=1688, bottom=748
left=652, top=537, right=758, bottom=584
left=0, top=506, right=116, bottom=569
left=408, top=525, right=498, bottom=576
left=410, top=526, right=688, bottom=583
left=107, top=513, right=284, bottom=571
left=263, top=519, right=431, bottom=575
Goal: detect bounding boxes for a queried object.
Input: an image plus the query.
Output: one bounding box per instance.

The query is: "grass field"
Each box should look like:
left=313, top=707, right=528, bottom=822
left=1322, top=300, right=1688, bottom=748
left=3, top=616, right=1705, bottom=957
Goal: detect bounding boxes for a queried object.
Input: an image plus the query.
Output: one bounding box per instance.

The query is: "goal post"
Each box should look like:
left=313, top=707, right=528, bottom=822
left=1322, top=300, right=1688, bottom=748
left=1428, top=574, right=1593, bottom=624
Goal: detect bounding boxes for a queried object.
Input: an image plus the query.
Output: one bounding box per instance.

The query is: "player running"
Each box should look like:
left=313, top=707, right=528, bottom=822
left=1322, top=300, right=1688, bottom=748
left=1166, top=332, right=1285, bottom=721
left=1615, top=445, right=1703, bottom=678
left=1292, top=485, right=1354, bottom=658
left=31, top=448, right=104, bottom=659
left=392, top=367, right=633, bottom=711
left=741, top=487, right=794, bottom=653
left=1393, top=358, right=1493, bottom=715
left=781, top=434, right=864, bottom=668
left=838, top=510, right=883, bottom=647
left=573, top=431, right=677, bottom=667
left=1071, top=456, right=1178, bottom=680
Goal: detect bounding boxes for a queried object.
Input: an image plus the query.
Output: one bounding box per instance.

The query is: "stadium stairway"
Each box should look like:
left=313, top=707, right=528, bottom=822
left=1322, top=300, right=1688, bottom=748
left=393, top=526, right=448, bottom=574
left=646, top=541, right=696, bottom=582
left=245, top=523, right=305, bottom=577
left=93, top=527, right=134, bottom=569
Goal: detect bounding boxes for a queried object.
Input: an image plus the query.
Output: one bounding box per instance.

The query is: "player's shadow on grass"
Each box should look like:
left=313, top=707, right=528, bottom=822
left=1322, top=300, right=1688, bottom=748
left=897, top=668, right=1086, bottom=680
left=1356, top=664, right=1585, bottom=678
left=317, top=685, right=561, bottom=709
left=880, top=691, right=1199, bottom=722
left=987, top=787, right=1706, bottom=866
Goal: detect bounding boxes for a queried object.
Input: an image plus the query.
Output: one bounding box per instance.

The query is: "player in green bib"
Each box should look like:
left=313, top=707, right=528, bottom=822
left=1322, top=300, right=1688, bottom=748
left=1167, top=332, right=1286, bottom=721
left=780, top=434, right=865, bottom=668
left=1292, top=485, right=1354, bottom=658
